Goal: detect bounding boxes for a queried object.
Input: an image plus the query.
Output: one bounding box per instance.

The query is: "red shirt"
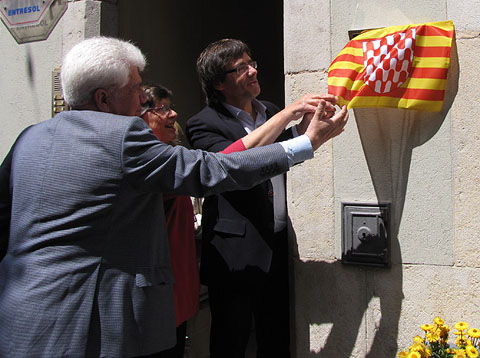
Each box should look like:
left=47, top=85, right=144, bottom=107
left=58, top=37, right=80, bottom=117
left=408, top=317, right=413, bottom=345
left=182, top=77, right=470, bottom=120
left=164, top=195, right=200, bottom=326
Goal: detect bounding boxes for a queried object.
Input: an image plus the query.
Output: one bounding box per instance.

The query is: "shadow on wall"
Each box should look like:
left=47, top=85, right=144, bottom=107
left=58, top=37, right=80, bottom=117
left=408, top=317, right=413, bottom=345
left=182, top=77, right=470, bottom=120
left=292, top=260, right=404, bottom=357
left=291, top=36, right=459, bottom=358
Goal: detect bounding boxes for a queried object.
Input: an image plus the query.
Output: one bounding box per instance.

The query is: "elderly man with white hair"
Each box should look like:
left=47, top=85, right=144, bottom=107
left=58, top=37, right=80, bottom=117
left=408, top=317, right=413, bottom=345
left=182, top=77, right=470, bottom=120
left=0, top=37, right=348, bottom=357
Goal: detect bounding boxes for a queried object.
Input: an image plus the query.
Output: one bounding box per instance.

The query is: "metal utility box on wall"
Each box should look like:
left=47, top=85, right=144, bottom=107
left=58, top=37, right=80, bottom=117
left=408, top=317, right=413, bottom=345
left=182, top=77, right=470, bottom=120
left=342, top=202, right=390, bottom=267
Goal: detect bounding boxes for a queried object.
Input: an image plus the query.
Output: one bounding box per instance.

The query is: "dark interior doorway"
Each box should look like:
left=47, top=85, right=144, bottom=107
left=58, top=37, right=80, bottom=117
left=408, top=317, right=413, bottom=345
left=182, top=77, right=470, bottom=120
left=116, top=3, right=284, bottom=355
left=117, top=1, right=284, bottom=131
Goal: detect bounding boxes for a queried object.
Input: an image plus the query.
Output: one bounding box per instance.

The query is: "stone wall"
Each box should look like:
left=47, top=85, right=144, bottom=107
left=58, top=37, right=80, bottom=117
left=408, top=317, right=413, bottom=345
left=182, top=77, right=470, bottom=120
left=285, top=0, right=480, bottom=356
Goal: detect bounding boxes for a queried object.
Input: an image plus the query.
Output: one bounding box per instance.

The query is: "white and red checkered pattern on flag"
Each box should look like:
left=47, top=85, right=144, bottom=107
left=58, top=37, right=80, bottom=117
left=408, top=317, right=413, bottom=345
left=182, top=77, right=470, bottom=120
left=363, top=29, right=416, bottom=93
left=328, top=21, right=454, bottom=111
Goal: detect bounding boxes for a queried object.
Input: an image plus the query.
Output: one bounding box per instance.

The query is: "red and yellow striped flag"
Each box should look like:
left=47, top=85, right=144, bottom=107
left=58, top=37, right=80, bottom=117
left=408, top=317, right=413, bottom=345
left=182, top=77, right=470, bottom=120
left=328, top=20, right=454, bottom=111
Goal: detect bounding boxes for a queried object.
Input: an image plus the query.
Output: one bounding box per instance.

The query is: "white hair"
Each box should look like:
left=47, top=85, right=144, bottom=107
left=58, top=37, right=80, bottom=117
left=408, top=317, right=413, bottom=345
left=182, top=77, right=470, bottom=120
left=61, top=37, right=146, bottom=108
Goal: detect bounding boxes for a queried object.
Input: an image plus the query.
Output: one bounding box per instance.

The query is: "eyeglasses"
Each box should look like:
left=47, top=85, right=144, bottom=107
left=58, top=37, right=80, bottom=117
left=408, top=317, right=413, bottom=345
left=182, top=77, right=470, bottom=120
left=224, top=61, right=257, bottom=76
left=147, top=104, right=176, bottom=115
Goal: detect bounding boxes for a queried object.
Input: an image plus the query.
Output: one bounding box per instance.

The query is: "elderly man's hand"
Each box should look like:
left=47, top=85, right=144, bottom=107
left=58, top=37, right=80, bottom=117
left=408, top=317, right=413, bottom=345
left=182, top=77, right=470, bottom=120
left=304, top=100, right=349, bottom=151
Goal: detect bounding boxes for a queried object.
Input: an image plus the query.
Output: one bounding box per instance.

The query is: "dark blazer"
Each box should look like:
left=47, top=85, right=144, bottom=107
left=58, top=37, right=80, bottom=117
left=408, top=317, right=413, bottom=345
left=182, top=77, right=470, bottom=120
left=186, top=102, right=293, bottom=285
left=0, top=110, right=290, bottom=358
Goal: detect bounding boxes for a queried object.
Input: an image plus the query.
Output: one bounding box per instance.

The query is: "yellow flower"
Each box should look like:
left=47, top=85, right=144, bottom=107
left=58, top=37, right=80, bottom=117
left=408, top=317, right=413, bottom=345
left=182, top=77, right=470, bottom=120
left=466, top=345, right=479, bottom=358
left=407, top=352, right=421, bottom=358
left=435, top=317, right=445, bottom=326
left=409, top=343, right=425, bottom=354
left=456, top=350, right=468, bottom=358
left=421, top=324, right=434, bottom=332
left=468, top=328, right=480, bottom=338
left=427, top=331, right=441, bottom=343
left=398, top=351, right=409, bottom=358
left=413, top=335, right=424, bottom=344
left=440, top=325, right=450, bottom=339
left=456, top=322, right=470, bottom=331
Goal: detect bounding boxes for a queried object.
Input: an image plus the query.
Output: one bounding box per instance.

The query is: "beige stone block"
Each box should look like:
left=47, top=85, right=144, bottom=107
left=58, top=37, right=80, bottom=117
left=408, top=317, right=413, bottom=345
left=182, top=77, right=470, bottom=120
left=285, top=72, right=329, bottom=104
left=397, top=265, right=480, bottom=352
left=363, top=264, right=405, bottom=356
left=452, top=35, right=480, bottom=267
left=293, top=263, right=405, bottom=357
left=447, top=1, right=480, bottom=31
left=284, top=0, right=331, bottom=73
left=286, top=72, right=337, bottom=260
left=293, top=259, right=368, bottom=357
left=288, top=144, right=336, bottom=261
left=62, top=1, right=91, bottom=54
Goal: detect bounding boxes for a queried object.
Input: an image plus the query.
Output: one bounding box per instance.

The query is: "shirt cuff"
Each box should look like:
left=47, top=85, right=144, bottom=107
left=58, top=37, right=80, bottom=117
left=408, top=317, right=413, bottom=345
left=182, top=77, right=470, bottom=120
left=279, top=134, right=314, bottom=167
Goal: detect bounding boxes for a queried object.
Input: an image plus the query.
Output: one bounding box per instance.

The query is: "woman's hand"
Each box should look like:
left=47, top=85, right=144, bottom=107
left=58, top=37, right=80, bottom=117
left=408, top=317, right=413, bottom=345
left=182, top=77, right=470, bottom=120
left=288, top=94, right=338, bottom=134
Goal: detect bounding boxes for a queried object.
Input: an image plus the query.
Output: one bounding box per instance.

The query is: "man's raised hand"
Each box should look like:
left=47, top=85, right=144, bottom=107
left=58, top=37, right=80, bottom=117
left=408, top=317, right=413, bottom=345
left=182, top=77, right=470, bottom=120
left=304, top=100, right=349, bottom=151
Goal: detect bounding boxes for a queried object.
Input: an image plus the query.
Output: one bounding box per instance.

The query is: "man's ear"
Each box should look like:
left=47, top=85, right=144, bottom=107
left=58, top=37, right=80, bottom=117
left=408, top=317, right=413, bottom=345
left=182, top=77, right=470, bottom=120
left=93, top=88, right=111, bottom=112
left=213, top=81, right=224, bottom=91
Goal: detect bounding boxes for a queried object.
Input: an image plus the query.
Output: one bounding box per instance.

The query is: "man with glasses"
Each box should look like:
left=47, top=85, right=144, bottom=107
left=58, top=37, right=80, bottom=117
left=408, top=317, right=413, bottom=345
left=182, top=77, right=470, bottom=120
left=186, top=39, right=341, bottom=357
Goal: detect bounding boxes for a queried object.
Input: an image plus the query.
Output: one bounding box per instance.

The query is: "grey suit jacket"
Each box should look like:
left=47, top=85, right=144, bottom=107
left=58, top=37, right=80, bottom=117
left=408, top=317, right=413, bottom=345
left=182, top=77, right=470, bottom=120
left=0, top=110, right=289, bottom=358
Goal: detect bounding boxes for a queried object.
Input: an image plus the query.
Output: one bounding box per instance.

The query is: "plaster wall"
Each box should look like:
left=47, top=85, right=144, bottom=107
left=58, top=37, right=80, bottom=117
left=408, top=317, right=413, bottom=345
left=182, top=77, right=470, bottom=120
left=285, top=0, right=480, bottom=356
left=0, top=1, right=106, bottom=160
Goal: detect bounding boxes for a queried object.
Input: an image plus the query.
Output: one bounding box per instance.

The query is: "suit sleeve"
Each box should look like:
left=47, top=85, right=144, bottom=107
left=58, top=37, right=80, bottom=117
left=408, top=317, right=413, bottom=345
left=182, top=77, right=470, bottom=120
left=121, top=117, right=290, bottom=198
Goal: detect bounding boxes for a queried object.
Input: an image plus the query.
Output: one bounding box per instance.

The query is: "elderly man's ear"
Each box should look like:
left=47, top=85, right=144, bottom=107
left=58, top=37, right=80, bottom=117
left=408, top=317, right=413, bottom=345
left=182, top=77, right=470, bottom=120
left=93, top=88, right=111, bottom=112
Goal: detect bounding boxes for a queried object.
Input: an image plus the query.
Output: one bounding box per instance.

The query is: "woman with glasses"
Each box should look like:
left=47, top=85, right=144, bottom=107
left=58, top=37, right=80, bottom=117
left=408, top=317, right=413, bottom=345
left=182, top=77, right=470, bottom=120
left=142, top=85, right=179, bottom=145
left=140, top=84, right=198, bottom=358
